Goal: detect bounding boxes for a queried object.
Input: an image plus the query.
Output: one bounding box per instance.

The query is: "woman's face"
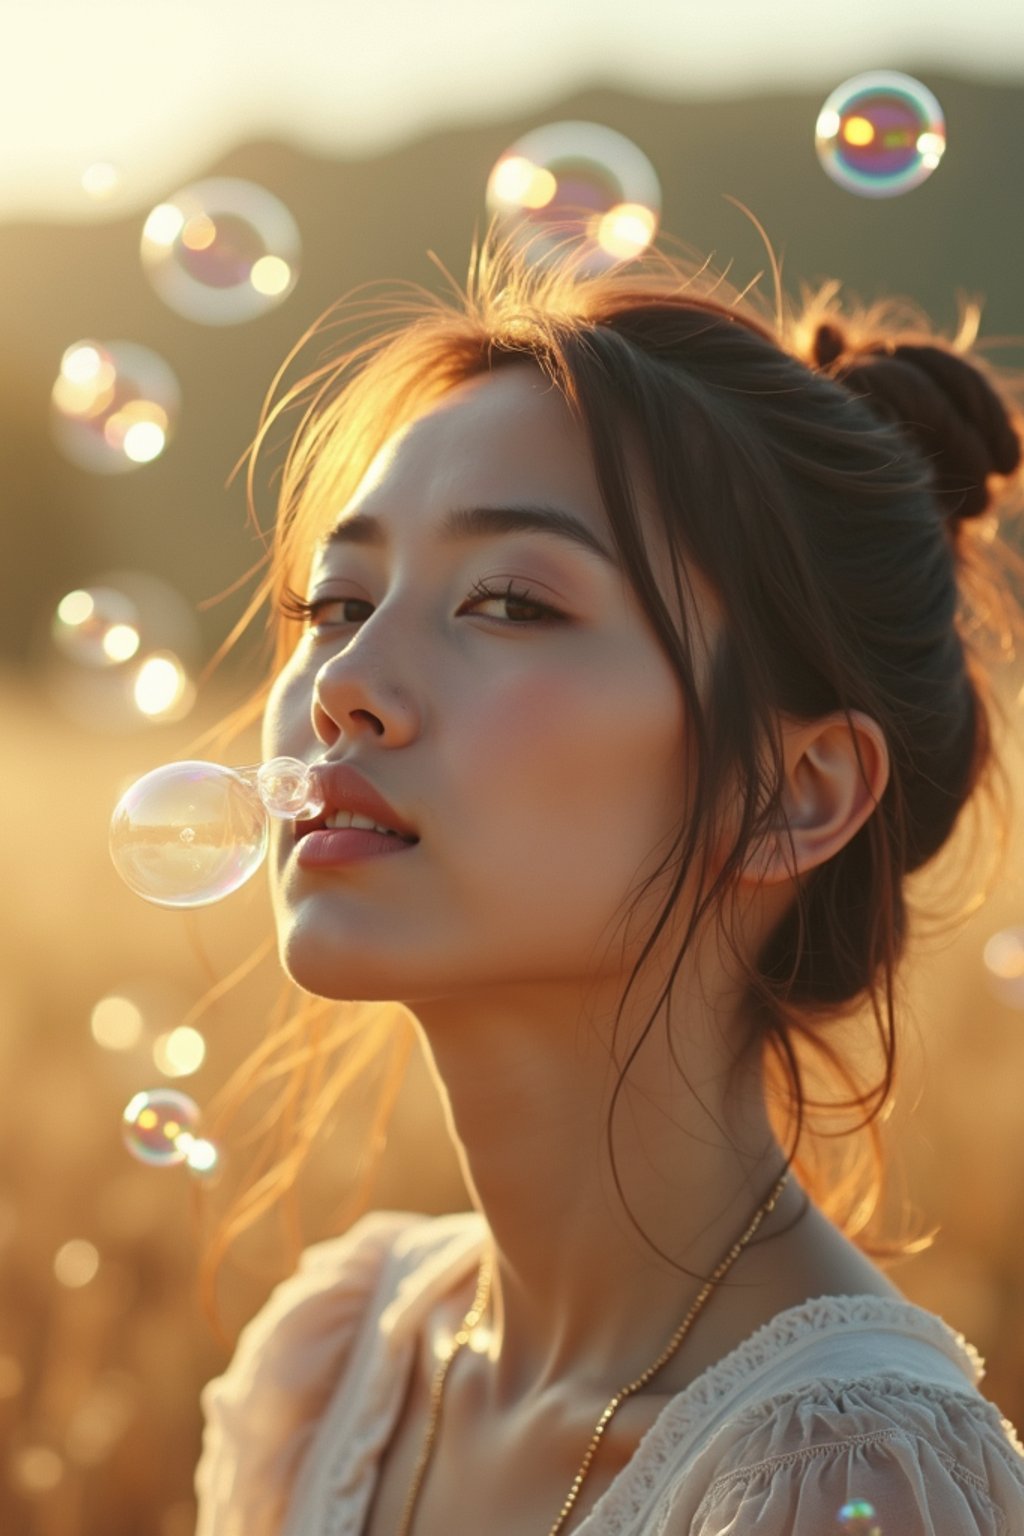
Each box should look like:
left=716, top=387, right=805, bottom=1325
left=262, top=363, right=717, bottom=1009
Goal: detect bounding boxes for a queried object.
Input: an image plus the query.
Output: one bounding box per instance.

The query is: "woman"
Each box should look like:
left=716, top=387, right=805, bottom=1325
left=194, top=235, right=1024, bottom=1534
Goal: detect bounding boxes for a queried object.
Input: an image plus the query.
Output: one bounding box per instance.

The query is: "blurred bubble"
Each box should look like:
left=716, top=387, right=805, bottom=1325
left=52, top=587, right=141, bottom=668
left=815, top=71, right=946, bottom=197
left=122, top=1088, right=201, bottom=1167
left=133, top=652, right=195, bottom=720
left=8, top=1445, right=64, bottom=1495
left=81, top=161, right=124, bottom=201
left=485, top=120, right=661, bottom=274
left=0, top=1356, right=23, bottom=1399
left=50, top=339, right=180, bottom=473
left=91, top=995, right=145, bottom=1051
left=983, top=927, right=1024, bottom=1009
left=110, top=760, right=269, bottom=907
left=152, top=1025, right=206, bottom=1077
left=54, top=1239, right=101, bottom=1288
left=40, top=570, right=201, bottom=735
left=141, top=176, right=301, bottom=324
left=64, top=1371, right=138, bottom=1467
left=837, top=1500, right=882, bottom=1535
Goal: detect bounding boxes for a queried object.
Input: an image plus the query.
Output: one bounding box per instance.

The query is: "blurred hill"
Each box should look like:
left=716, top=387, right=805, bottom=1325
left=1, top=74, right=1022, bottom=682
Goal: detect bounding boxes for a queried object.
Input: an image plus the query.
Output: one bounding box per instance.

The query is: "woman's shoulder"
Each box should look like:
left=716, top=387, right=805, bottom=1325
left=652, top=1298, right=1024, bottom=1536
left=194, top=1207, right=482, bottom=1536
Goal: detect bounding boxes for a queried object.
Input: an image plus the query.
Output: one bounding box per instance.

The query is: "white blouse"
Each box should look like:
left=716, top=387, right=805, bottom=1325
left=195, top=1209, right=1024, bottom=1535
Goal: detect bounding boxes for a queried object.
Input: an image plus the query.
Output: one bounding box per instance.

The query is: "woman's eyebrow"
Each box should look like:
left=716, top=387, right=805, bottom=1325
left=316, top=504, right=620, bottom=569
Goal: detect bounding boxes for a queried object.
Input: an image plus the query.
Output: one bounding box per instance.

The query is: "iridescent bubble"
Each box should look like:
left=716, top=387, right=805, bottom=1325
left=50, top=340, right=180, bottom=473
left=485, top=121, right=661, bottom=275
left=122, top=1088, right=200, bottom=1167
left=838, top=1499, right=882, bottom=1535
left=52, top=587, right=141, bottom=668
left=815, top=71, right=946, bottom=198
left=110, top=761, right=269, bottom=907
left=982, top=927, right=1024, bottom=1010
left=141, top=176, right=301, bottom=324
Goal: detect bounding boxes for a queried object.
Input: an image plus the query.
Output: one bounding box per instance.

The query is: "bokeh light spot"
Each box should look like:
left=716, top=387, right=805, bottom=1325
left=152, top=1025, right=206, bottom=1077
left=90, top=995, right=144, bottom=1051
left=8, top=1445, right=64, bottom=1495
left=54, top=1239, right=100, bottom=1288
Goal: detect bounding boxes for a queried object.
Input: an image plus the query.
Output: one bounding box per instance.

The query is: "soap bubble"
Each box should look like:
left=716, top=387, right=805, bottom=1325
left=50, top=339, right=180, bottom=473
left=52, top=587, right=141, bottom=667
left=109, top=757, right=322, bottom=906
left=485, top=120, right=660, bottom=274
left=257, top=756, right=326, bottom=819
left=815, top=71, right=946, bottom=198
left=982, top=927, right=1024, bottom=1010
left=122, top=1089, right=201, bottom=1167
left=110, top=761, right=269, bottom=907
left=141, top=176, right=301, bottom=324
left=837, top=1499, right=882, bottom=1535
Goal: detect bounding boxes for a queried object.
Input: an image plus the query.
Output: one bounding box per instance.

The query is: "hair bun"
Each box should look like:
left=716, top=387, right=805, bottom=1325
left=811, top=325, right=1021, bottom=521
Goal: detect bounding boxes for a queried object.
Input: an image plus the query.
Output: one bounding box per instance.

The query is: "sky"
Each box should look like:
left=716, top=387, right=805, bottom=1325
left=4, top=0, right=1023, bottom=220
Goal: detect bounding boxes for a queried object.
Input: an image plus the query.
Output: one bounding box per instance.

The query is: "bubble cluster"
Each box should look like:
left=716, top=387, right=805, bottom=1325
left=121, top=1089, right=201, bottom=1168
left=141, top=177, right=301, bottom=324
left=485, top=120, right=661, bottom=274
left=838, top=1499, right=882, bottom=1535
left=815, top=71, right=946, bottom=198
left=50, top=340, right=180, bottom=473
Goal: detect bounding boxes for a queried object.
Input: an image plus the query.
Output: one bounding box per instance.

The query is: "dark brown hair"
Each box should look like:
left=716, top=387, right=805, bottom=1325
left=195, top=231, right=1024, bottom=1334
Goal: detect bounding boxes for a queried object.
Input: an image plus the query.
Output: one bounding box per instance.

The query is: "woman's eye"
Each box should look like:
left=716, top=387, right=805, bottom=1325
left=277, top=580, right=563, bottom=630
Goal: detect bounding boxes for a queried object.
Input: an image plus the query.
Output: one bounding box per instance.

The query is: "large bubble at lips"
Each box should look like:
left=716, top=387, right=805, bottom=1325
left=109, top=756, right=324, bottom=907
left=141, top=177, right=301, bottom=324
left=50, top=340, right=180, bottom=473
left=815, top=71, right=946, bottom=198
left=110, top=762, right=270, bottom=907
left=485, top=121, right=661, bottom=275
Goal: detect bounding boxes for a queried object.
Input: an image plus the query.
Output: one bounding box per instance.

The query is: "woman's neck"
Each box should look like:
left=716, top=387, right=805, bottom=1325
left=411, top=979, right=797, bottom=1410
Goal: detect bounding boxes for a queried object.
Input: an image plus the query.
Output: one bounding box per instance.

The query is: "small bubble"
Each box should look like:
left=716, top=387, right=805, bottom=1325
left=815, top=72, right=946, bottom=198
left=122, top=1089, right=201, bottom=1167
left=838, top=1500, right=882, bottom=1535
left=485, top=120, right=661, bottom=275
left=141, top=177, right=301, bottom=324
left=50, top=340, right=180, bottom=474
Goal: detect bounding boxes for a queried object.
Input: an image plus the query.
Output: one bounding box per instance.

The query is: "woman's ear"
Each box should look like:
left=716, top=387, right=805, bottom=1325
left=741, top=710, right=891, bottom=887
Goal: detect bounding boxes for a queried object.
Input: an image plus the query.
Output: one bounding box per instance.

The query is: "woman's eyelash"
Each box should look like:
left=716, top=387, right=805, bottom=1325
left=278, top=579, right=563, bottom=628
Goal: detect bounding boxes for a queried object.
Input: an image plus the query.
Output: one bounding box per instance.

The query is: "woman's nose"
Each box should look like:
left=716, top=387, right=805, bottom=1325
left=310, top=650, right=417, bottom=750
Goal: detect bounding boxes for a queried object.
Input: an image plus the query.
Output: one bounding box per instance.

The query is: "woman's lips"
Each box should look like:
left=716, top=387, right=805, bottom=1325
left=294, top=827, right=418, bottom=868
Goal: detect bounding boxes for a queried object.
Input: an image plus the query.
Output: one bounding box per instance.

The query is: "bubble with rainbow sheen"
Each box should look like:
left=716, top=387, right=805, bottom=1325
left=122, top=1088, right=200, bottom=1168
left=141, top=177, right=301, bottom=325
left=838, top=1499, right=882, bottom=1535
left=110, top=760, right=269, bottom=907
left=485, top=120, right=661, bottom=276
left=50, top=340, right=180, bottom=474
left=815, top=72, right=945, bottom=199
left=52, top=587, right=141, bottom=668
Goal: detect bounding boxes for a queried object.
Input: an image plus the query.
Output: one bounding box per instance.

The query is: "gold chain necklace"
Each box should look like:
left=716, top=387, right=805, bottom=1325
left=394, top=1168, right=790, bottom=1536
